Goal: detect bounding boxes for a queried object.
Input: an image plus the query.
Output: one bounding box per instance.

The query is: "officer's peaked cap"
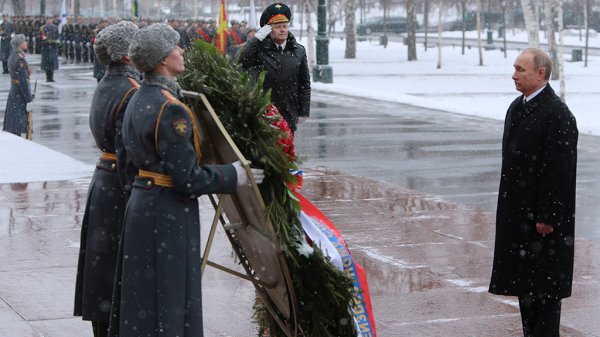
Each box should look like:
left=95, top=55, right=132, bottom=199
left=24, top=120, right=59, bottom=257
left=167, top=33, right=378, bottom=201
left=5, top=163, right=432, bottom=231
left=128, top=23, right=180, bottom=73
left=260, top=3, right=291, bottom=27
left=94, top=21, right=139, bottom=66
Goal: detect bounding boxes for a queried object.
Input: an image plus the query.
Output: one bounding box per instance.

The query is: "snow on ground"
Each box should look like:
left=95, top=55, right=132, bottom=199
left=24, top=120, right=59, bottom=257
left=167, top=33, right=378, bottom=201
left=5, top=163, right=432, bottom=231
left=303, top=29, right=600, bottom=136
left=0, top=132, right=93, bottom=184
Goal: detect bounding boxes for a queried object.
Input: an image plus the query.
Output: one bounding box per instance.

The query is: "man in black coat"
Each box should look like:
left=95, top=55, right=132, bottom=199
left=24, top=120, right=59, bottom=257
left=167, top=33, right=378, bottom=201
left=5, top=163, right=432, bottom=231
left=239, top=2, right=311, bottom=133
left=489, top=48, right=578, bottom=337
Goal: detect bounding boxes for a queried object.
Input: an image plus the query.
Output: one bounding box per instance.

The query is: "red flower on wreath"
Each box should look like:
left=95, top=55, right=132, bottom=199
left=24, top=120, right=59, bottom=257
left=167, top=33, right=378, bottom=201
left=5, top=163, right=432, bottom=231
left=264, top=104, right=302, bottom=189
left=265, top=104, right=295, bottom=161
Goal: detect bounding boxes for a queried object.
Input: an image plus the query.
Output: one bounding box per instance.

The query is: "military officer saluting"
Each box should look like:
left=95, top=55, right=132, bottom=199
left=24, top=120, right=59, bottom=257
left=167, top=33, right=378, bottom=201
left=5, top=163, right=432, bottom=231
left=239, top=2, right=311, bottom=133
left=108, top=23, right=264, bottom=337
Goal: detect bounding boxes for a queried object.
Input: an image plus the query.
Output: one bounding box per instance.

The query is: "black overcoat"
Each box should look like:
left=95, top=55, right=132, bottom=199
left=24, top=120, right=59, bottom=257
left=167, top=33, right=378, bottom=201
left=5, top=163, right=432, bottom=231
left=108, top=73, right=237, bottom=337
left=239, top=32, right=311, bottom=131
left=489, top=84, right=578, bottom=300
left=74, top=63, right=140, bottom=322
left=2, top=50, right=32, bottom=135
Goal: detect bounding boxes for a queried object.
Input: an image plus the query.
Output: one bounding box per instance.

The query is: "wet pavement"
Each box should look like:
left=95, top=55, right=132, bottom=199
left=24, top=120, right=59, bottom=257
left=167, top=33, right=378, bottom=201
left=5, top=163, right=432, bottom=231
left=1, top=55, right=599, bottom=336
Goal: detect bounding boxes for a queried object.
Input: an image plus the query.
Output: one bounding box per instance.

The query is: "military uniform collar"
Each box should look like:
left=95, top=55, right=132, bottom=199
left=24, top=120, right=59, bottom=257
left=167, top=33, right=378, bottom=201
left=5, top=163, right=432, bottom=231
left=107, top=63, right=141, bottom=80
left=143, top=72, right=182, bottom=97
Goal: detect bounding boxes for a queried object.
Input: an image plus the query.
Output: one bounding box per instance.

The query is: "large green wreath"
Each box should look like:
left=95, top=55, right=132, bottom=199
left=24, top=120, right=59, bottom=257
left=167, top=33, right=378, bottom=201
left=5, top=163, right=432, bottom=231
left=179, top=40, right=357, bottom=337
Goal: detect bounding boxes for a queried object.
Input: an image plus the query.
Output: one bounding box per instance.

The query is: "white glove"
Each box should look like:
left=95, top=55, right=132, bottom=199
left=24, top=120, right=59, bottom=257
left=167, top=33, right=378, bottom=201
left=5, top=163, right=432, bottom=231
left=297, top=116, right=308, bottom=124
left=26, top=102, right=33, bottom=111
left=254, top=25, right=272, bottom=41
left=233, top=160, right=265, bottom=186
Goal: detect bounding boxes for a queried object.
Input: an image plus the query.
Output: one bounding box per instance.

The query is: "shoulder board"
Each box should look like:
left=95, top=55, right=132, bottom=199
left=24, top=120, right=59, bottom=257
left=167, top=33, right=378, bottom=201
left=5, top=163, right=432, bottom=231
left=127, top=77, right=141, bottom=89
left=160, top=89, right=180, bottom=105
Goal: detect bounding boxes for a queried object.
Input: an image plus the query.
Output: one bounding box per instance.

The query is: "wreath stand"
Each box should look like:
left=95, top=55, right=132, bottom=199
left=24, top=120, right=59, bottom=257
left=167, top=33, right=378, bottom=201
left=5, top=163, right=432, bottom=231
left=183, top=90, right=300, bottom=337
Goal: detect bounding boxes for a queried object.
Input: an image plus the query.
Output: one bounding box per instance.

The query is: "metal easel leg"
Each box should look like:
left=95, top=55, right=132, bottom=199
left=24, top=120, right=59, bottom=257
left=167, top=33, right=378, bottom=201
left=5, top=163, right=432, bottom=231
left=201, top=194, right=226, bottom=276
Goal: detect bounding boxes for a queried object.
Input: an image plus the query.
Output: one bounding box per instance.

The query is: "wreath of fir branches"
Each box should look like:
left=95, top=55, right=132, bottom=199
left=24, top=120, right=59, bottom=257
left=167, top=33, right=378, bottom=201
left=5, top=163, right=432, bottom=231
left=179, top=40, right=357, bottom=337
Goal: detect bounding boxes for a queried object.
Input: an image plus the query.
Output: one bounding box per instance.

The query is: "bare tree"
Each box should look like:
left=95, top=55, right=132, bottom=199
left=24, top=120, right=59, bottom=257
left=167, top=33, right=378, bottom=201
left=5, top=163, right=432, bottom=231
left=521, top=0, right=540, bottom=46
left=423, top=0, right=430, bottom=51
left=10, top=0, right=25, bottom=15
left=406, top=0, right=417, bottom=60
left=436, top=0, right=443, bottom=69
left=544, top=0, right=559, bottom=80
left=458, top=0, right=468, bottom=55
left=345, top=0, right=356, bottom=58
left=476, top=0, right=483, bottom=65
left=304, top=0, right=316, bottom=70
left=556, top=0, right=565, bottom=100
left=584, top=0, right=591, bottom=67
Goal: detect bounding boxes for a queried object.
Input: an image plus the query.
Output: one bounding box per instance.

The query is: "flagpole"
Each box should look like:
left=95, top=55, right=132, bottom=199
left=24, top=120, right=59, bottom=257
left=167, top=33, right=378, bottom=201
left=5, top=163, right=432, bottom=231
left=248, top=0, right=257, bottom=27
left=59, top=0, right=68, bottom=33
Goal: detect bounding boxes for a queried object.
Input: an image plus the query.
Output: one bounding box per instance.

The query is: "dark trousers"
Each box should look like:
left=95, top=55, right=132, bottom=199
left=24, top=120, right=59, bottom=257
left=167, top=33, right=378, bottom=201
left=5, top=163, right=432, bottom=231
left=92, top=320, right=109, bottom=337
left=518, top=295, right=562, bottom=337
left=2, top=60, right=8, bottom=73
left=45, top=70, right=54, bottom=82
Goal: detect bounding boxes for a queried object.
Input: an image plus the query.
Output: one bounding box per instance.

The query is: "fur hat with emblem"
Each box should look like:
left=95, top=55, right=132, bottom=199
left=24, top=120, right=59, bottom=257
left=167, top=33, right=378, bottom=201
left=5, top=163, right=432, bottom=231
left=128, top=23, right=180, bottom=73
left=94, top=21, right=139, bottom=66
left=11, top=34, right=27, bottom=49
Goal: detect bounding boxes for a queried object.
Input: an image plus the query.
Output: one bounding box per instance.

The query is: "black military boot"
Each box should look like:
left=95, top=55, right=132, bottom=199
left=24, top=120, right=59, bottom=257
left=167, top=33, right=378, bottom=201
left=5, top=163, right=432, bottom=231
left=2, top=61, right=8, bottom=74
left=46, top=70, right=55, bottom=82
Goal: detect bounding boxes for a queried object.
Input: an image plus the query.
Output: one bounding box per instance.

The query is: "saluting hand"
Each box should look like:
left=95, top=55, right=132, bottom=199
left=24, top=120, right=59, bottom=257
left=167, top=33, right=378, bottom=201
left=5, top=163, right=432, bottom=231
left=254, top=25, right=272, bottom=41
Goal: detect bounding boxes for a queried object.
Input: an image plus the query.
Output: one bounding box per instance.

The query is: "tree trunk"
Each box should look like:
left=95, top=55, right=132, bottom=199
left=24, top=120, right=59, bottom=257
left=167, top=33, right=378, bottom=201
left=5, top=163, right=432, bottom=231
left=545, top=0, right=559, bottom=80
left=461, top=0, right=467, bottom=55
left=584, top=0, right=590, bottom=67
left=407, top=0, right=417, bottom=60
left=345, top=0, right=356, bottom=58
left=423, top=0, right=429, bottom=51
left=10, top=0, right=24, bottom=15
left=436, top=0, right=443, bottom=69
left=556, top=0, right=565, bottom=100
left=476, top=0, right=483, bottom=66
left=521, top=0, right=540, bottom=46
left=74, top=0, right=80, bottom=16
left=305, top=1, right=316, bottom=70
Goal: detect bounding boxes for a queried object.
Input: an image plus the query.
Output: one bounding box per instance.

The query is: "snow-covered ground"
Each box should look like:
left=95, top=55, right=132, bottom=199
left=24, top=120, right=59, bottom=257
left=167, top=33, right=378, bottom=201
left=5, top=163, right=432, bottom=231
left=304, top=29, right=600, bottom=136
left=0, top=131, right=93, bottom=184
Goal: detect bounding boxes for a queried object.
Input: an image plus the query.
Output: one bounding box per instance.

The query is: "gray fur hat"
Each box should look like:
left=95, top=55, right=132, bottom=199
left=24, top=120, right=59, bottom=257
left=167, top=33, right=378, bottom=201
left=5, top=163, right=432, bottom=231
left=128, top=23, right=180, bottom=73
left=11, top=34, right=27, bottom=49
left=94, top=21, right=139, bottom=65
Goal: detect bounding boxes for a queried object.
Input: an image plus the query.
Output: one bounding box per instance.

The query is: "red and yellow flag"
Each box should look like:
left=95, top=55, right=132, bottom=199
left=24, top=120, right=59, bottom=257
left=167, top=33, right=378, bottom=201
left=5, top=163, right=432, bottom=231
left=215, top=0, right=228, bottom=55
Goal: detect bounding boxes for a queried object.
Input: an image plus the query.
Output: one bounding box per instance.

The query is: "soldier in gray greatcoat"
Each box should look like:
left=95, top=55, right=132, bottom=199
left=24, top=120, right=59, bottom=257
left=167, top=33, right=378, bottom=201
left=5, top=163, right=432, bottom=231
left=2, top=34, right=32, bottom=137
left=107, top=23, right=264, bottom=337
left=73, top=21, right=141, bottom=337
left=40, top=18, right=60, bottom=82
left=1, top=14, right=16, bottom=73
